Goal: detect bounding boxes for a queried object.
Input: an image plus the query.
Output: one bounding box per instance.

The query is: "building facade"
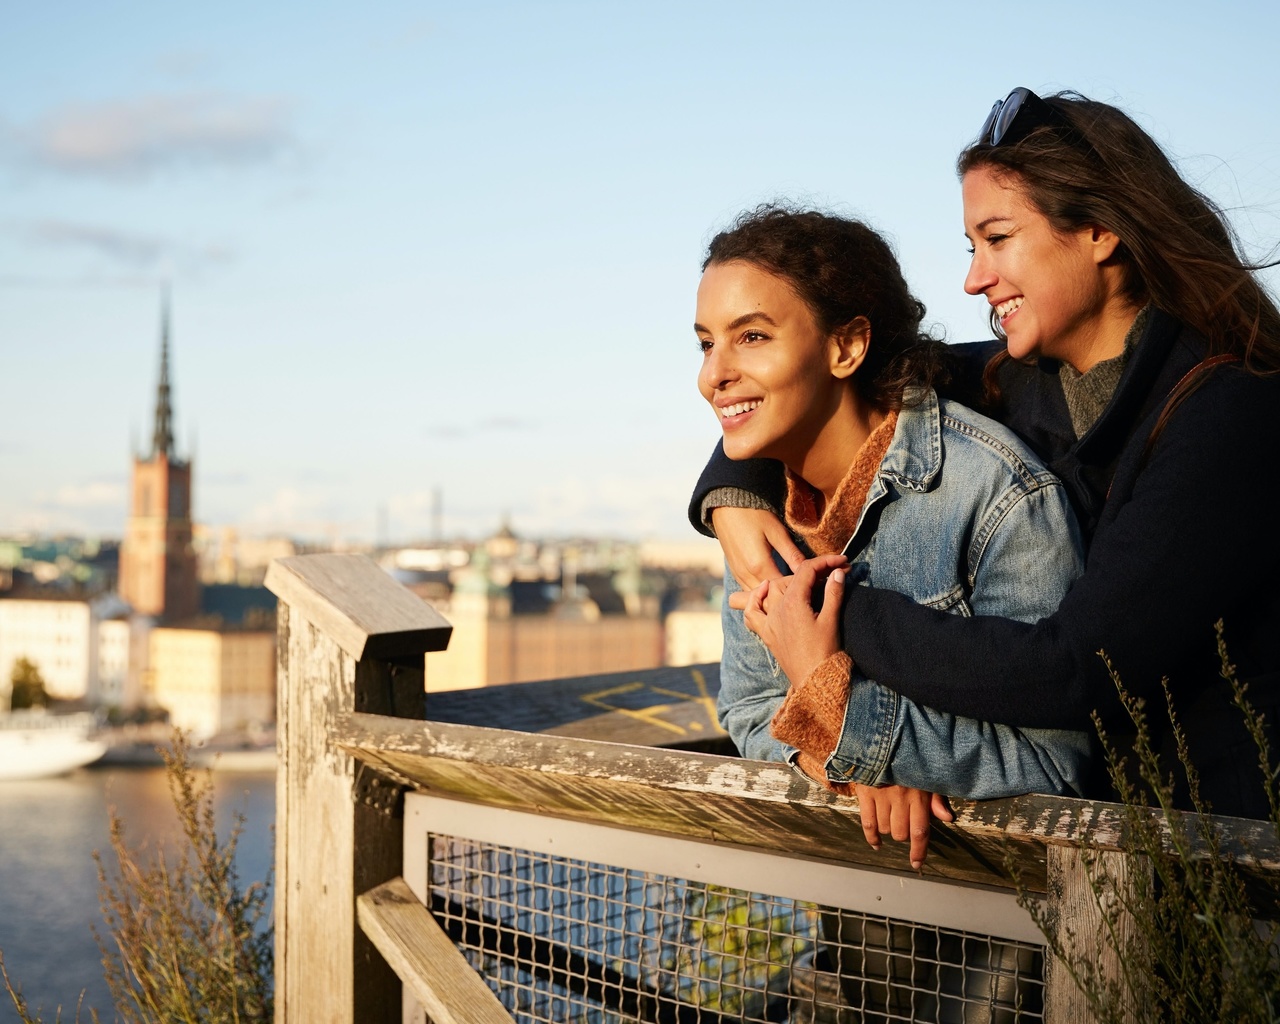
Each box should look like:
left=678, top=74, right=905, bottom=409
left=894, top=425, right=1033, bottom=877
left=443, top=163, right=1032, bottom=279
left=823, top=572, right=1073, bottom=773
left=0, top=594, right=135, bottom=706
left=148, top=626, right=276, bottom=737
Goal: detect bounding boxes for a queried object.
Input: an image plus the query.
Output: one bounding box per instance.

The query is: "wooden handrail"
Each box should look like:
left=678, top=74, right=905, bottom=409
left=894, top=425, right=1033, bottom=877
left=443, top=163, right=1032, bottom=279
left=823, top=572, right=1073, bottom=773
left=270, top=553, right=1280, bottom=1024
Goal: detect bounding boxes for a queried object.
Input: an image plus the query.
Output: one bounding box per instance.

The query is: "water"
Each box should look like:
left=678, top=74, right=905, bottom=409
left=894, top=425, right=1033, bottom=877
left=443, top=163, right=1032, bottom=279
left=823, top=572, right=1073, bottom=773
left=0, top=765, right=274, bottom=1023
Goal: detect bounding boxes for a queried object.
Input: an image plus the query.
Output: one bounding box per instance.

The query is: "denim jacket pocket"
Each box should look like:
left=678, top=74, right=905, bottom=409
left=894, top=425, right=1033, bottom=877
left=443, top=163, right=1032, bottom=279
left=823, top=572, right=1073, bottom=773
left=923, top=583, right=972, bottom=617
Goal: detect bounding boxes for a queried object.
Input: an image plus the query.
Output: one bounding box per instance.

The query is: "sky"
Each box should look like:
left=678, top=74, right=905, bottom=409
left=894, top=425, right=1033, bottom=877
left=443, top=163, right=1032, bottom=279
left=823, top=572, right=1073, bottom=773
left=2, top=1, right=1278, bottom=544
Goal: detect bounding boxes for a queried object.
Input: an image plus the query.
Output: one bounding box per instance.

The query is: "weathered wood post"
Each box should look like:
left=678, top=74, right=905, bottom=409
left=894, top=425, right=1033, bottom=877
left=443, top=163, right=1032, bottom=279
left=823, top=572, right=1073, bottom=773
left=1043, top=845, right=1144, bottom=1024
left=265, top=554, right=452, bottom=1024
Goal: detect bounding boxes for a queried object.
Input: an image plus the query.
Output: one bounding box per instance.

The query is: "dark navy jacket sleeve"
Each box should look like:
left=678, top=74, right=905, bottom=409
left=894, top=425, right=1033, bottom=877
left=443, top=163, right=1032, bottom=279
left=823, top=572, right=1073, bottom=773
left=686, top=441, right=786, bottom=537
left=839, top=367, right=1280, bottom=735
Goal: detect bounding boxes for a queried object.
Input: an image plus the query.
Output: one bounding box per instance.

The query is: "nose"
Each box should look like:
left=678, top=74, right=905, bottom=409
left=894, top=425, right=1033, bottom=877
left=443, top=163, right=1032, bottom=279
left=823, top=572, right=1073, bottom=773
left=698, top=340, right=738, bottom=394
left=964, top=249, right=997, bottom=296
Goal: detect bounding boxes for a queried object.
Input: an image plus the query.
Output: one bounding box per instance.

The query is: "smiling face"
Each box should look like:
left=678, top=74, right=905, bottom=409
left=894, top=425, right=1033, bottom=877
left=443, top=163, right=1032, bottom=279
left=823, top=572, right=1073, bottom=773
left=962, top=165, right=1129, bottom=372
left=696, top=260, right=866, bottom=485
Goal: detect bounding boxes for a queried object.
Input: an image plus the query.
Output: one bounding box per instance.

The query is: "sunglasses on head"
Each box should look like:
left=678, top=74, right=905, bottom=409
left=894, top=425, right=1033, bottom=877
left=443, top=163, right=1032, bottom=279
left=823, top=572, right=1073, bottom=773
left=979, top=87, right=1075, bottom=147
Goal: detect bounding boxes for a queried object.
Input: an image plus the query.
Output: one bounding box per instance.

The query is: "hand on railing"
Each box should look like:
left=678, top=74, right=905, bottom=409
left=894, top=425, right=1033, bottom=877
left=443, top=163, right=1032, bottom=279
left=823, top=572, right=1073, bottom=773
left=853, top=784, right=954, bottom=871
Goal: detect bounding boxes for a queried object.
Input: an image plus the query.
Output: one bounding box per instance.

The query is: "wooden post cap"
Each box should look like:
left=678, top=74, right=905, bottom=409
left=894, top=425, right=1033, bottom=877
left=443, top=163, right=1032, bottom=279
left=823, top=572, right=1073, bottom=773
left=265, top=553, right=452, bottom=661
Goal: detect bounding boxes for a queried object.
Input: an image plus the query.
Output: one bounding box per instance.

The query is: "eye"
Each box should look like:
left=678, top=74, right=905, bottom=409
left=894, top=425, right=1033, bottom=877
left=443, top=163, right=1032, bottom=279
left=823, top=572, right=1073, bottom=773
left=742, top=330, right=769, bottom=343
left=966, top=246, right=976, bottom=256
left=697, top=337, right=713, bottom=353
left=985, top=233, right=1009, bottom=246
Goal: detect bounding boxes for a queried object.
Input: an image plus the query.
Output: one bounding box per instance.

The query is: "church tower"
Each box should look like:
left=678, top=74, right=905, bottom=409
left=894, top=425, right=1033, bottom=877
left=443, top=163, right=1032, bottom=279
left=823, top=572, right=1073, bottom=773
left=119, top=291, right=200, bottom=621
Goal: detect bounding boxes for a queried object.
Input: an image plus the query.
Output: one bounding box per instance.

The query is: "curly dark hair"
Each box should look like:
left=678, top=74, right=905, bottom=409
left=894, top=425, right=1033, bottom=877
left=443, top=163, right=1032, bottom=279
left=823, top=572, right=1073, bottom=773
left=959, top=92, right=1280, bottom=424
left=702, top=205, right=952, bottom=411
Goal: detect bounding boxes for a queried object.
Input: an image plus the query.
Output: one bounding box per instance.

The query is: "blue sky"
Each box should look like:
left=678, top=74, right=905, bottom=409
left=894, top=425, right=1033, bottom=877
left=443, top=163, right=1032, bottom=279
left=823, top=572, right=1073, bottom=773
left=3, top=1, right=1278, bottom=543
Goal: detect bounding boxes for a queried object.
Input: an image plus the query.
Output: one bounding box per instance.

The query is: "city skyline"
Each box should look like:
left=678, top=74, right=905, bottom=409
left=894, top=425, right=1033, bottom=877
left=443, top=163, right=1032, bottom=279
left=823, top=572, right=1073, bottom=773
left=3, top=2, right=1278, bottom=543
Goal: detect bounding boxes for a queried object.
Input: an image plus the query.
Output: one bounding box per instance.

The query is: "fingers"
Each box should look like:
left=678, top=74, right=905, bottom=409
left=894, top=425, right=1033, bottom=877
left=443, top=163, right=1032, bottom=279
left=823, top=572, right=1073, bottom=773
left=727, top=590, right=748, bottom=611
left=767, top=522, right=810, bottom=573
left=909, top=792, right=933, bottom=870
left=819, top=567, right=846, bottom=630
left=742, top=580, right=768, bottom=636
left=888, top=795, right=911, bottom=844
left=853, top=785, right=938, bottom=868
left=930, top=792, right=954, bottom=823
left=786, top=559, right=821, bottom=605
left=855, top=785, right=882, bottom=851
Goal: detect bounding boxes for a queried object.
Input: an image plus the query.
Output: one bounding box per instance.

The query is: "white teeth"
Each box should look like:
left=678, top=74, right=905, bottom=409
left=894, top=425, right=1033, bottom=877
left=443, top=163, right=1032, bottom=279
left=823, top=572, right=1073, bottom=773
left=995, top=297, right=1024, bottom=320
left=720, top=400, right=761, bottom=418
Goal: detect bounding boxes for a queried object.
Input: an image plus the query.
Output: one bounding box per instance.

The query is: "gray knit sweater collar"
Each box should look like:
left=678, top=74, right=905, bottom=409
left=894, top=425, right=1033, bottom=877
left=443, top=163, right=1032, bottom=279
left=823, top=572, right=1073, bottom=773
left=1058, top=305, right=1151, bottom=439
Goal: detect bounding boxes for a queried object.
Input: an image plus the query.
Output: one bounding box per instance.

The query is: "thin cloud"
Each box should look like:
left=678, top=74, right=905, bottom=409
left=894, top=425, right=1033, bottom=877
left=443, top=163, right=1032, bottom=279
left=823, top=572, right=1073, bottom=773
left=6, top=93, right=297, bottom=178
left=17, top=219, right=234, bottom=274
left=38, top=480, right=127, bottom=510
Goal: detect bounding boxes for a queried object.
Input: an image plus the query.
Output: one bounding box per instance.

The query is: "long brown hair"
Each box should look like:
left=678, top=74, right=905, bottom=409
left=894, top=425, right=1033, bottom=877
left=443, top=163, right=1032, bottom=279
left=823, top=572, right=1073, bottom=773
left=960, top=92, right=1280, bottom=423
left=704, top=204, right=953, bottom=411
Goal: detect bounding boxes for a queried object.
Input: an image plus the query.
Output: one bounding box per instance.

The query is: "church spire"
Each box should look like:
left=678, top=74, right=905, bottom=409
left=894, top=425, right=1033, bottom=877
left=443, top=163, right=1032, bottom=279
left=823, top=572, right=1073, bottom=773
left=151, top=286, right=175, bottom=459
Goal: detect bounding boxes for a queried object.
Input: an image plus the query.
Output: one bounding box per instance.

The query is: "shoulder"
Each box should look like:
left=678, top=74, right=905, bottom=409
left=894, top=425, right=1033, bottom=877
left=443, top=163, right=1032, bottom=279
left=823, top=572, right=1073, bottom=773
left=1107, top=329, right=1280, bottom=515
left=933, top=395, right=1061, bottom=493
left=1151, top=357, right=1280, bottom=458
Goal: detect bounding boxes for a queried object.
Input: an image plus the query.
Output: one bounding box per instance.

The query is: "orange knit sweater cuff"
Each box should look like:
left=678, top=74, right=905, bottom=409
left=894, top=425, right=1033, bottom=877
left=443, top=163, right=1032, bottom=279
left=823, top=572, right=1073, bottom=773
left=769, top=651, right=853, bottom=763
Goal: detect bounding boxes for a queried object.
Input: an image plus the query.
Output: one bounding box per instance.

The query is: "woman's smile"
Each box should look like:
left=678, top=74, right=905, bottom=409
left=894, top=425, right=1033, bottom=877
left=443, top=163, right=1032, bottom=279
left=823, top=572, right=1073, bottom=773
left=716, top=398, right=763, bottom=427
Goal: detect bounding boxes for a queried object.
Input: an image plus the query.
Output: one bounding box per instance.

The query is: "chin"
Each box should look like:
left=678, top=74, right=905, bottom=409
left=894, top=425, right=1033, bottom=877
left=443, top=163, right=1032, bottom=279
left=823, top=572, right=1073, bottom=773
left=1003, top=334, right=1041, bottom=362
left=721, top=435, right=765, bottom=462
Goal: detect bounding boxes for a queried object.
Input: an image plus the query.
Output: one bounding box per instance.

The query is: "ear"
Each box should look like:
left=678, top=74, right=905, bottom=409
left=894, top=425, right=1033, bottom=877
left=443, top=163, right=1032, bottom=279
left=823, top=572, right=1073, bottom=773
left=829, top=316, right=871, bottom=380
left=1089, top=225, right=1124, bottom=265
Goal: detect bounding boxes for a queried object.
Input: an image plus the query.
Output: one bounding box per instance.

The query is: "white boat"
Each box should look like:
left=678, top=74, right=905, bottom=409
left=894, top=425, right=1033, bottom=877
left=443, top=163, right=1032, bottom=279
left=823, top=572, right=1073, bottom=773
left=0, top=710, right=108, bottom=780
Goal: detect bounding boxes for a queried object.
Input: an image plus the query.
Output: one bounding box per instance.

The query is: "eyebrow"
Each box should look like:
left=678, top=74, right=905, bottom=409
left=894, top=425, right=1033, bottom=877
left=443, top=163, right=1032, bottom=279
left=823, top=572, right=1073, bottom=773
left=693, top=311, right=779, bottom=334
left=973, top=215, right=1014, bottom=232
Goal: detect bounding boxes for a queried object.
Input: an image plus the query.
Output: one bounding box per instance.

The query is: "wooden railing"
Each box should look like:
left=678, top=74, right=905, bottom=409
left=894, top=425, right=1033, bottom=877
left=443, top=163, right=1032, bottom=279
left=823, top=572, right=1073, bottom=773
left=266, top=553, right=1279, bottom=1024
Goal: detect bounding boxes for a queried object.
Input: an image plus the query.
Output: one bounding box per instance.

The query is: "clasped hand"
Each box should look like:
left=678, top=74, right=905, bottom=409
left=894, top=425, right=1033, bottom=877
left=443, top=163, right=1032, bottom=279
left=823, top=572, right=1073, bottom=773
left=727, top=553, right=848, bottom=685
left=727, top=552, right=954, bottom=868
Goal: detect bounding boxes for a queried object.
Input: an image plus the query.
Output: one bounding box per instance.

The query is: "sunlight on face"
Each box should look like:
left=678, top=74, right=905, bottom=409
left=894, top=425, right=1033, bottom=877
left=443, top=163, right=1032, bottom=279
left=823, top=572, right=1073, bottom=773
left=694, top=260, right=845, bottom=467
left=962, top=166, right=1114, bottom=370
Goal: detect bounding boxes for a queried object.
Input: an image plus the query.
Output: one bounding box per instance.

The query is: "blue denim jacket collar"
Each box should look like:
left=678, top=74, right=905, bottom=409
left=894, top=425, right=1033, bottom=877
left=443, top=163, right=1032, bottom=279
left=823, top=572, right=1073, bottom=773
left=840, top=389, right=945, bottom=557
left=878, top=386, right=943, bottom=494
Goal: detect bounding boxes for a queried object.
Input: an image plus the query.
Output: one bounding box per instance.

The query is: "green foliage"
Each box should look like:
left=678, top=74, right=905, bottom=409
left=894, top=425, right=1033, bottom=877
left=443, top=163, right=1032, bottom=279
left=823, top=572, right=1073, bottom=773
left=1019, top=623, right=1280, bottom=1023
left=94, top=731, right=273, bottom=1023
left=2, top=731, right=273, bottom=1023
left=10, top=657, right=49, bottom=710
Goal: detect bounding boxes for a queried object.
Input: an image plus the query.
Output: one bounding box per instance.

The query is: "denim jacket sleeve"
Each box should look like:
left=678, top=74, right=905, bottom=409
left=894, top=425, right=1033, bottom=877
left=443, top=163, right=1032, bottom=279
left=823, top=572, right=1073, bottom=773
left=716, top=571, right=799, bottom=765
left=826, top=482, right=1093, bottom=799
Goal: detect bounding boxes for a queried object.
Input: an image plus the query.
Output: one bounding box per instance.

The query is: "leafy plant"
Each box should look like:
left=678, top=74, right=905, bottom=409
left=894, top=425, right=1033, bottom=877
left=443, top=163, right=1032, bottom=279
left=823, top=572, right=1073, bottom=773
left=1019, top=623, right=1280, bottom=1023
left=95, top=730, right=273, bottom=1023
left=2, top=731, right=273, bottom=1023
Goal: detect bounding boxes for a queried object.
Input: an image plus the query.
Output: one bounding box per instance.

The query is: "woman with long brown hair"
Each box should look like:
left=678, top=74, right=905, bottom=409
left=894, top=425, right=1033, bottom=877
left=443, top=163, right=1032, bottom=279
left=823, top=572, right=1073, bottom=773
left=696, top=89, right=1280, bottom=822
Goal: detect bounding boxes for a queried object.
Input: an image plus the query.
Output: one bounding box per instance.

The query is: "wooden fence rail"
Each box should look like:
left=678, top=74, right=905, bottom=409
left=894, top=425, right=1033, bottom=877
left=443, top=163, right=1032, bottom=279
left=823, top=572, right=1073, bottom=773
left=266, top=553, right=1279, bottom=1024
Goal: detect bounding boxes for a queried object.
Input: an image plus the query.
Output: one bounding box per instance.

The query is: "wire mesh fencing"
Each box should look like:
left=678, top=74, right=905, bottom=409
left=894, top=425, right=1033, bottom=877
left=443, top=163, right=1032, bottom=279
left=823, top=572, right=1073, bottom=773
left=426, top=833, right=1045, bottom=1024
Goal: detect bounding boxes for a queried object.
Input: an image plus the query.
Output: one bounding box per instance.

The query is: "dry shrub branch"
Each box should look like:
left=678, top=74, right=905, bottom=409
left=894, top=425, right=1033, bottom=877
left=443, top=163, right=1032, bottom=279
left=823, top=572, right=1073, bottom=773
left=2, top=730, right=273, bottom=1023
left=1017, top=622, right=1280, bottom=1023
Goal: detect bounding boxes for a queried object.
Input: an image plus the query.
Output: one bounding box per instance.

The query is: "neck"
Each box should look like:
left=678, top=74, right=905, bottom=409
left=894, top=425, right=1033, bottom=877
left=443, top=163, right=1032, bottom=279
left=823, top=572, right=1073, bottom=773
left=787, top=392, right=886, bottom=510
left=1064, top=297, right=1145, bottom=375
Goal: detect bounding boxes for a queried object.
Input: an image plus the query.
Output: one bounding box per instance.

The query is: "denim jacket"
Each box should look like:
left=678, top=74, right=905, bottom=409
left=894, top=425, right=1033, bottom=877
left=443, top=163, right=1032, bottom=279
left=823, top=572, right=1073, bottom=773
left=717, top=389, right=1092, bottom=799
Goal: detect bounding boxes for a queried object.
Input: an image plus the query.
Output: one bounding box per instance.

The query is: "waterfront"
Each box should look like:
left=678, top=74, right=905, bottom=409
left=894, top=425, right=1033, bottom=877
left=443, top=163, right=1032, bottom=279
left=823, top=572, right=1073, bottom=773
left=0, top=764, right=274, bottom=1022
